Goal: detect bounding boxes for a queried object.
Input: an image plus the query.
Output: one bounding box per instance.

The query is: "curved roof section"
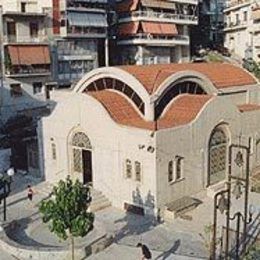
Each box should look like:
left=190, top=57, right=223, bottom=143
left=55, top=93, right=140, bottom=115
left=119, top=63, right=257, bottom=94
left=88, top=90, right=212, bottom=130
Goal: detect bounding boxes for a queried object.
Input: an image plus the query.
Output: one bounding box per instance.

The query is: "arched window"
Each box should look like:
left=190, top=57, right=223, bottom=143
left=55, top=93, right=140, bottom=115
left=155, top=81, right=206, bottom=119
left=71, top=132, right=92, bottom=173
left=85, top=78, right=145, bottom=114
left=208, top=127, right=228, bottom=186
left=72, top=132, right=91, bottom=149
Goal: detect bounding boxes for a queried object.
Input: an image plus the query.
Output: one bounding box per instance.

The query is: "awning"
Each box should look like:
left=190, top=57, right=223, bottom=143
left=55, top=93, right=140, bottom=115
left=252, top=9, right=260, bottom=21
left=118, top=21, right=178, bottom=35
left=118, top=22, right=140, bottom=35
left=117, top=0, right=139, bottom=12
left=7, top=45, right=50, bottom=65
left=141, top=22, right=178, bottom=35
left=141, top=0, right=176, bottom=10
left=67, top=11, right=108, bottom=27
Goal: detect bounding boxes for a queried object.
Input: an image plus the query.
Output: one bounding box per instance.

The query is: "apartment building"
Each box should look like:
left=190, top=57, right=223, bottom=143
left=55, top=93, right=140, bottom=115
left=191, top=0, right=225, bottom=51
left=224, top=0, right=260, bottom=61
left=0, top=0, right=53, bottom=122
left=115, top=0, right=198, bottom=65
left=51, top=0, right=109, bottom=87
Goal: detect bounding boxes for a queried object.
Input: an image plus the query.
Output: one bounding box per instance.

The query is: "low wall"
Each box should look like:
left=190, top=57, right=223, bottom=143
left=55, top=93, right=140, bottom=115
left=0, top=221, right=113, bottom=260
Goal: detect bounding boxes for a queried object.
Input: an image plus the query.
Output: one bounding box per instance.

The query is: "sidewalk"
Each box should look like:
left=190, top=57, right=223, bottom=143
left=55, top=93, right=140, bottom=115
left=88, top=243, right=207, bottom=260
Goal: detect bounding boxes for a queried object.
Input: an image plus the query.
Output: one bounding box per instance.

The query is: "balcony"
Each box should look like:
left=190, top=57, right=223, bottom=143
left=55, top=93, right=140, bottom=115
left=117, top=34, right=189, bottom=46
left=224, top=20, right=247, bottom=32
left=118, top=11, right=198, bottom=25
left=224, top=0, right=250, bottom=12
left=65, top=26, right=107, bottom=38
left=5, top=65, right=51, bottom=78
left=3, top=35, right=48, bottom=44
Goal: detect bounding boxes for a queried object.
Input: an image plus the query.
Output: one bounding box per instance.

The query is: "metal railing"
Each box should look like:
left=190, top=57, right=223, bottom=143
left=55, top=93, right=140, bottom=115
left=119, top=11, right=198, bottom=23
left=119, top=33, right=189, bottom=42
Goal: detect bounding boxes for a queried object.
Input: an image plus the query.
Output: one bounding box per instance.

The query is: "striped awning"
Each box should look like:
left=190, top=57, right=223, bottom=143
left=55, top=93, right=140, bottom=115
left=141, top=0, right=176, bottom=10
left=67, top=11, right=108, bottom=27
left=118, top=21, right=178, bottom=36
left=7, top=45, right=50, bottom=65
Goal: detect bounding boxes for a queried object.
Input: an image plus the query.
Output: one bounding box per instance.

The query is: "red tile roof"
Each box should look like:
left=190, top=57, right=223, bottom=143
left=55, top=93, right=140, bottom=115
left=7, top=45, right=50, bottom=65
left=88, top=90, right=211, bottom=130
left=119, top=63, right=257, bottom=94
left=238, top=104, right=260, bottom=112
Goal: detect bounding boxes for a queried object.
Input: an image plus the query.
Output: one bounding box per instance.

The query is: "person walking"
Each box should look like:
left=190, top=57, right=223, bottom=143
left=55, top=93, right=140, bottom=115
left=137, top=243, right=152, bottom=260
left=27, top=185, right=34, bottom=202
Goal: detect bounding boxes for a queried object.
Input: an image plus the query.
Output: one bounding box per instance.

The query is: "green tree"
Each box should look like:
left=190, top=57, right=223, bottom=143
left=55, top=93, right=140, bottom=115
left=39, top=176, right=94, bottom=260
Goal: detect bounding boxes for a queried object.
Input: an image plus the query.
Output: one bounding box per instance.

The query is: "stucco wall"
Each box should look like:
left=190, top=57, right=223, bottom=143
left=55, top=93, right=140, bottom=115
left=40, top=92, right=157, bottom=212
left=155, top=96, right=260, bottom=209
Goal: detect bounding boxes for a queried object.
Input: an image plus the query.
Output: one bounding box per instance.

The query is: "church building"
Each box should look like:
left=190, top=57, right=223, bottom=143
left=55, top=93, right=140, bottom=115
left=38, top=63, right=260, bottom=216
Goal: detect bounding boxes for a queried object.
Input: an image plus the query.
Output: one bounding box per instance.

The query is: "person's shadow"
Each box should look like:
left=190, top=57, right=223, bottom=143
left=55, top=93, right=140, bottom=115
left=155, top=239, right=181, bottom=259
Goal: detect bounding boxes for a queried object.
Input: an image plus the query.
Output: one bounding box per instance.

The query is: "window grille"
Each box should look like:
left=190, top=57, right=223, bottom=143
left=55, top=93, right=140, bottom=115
left=126, top=159, right=132, bottom=178
left=51, top=143, right=57, bottom=160
left=72, top=132, right=91, bottom=149
left=73, top=148, right=82, bottom=173
left=168, top=161, right=173, bottom=182
left=135, top=161, right=141, bottom=182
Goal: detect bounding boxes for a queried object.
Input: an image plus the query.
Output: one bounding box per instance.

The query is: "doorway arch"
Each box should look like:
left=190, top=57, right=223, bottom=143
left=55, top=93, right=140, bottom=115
left=71, top=132, right=92, bottom=184
left=208, top=126, right=228, bottom=186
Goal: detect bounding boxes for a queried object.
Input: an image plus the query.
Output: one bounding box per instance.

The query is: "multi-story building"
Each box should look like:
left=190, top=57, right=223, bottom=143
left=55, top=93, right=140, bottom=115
left=0, top=0, right=53, bottom=122
left=191, top=0, right=225, bottom=51
left=223, top=0, right=260, bottom=61
left=115, top=0, right=198, bottom=65
left=51, top=0, right=109, bottom=87
left=0, top=0, right=55, bottom=176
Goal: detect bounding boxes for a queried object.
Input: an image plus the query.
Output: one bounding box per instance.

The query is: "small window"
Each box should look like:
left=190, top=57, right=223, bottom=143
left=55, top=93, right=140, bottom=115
left=243, top=11, right=247, bottom=22
left=135, top=161, right=141, bottom=182
left=30, top=22, right=38, bottom=38
left=51, top=143, right=57, bottom=160
left=10, top=83, right=22, bottom=97
left=33, top=82, right=43, bottom=94
left=175, top=156, right=183, bottom=180
left=21, top=2, right=26, bottom=12
left=126, top=159, right=132, bottom=178
left=168, top=161, right=173, bottom=182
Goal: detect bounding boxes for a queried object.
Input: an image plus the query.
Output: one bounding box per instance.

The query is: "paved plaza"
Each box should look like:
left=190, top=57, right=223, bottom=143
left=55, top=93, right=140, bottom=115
left=0, top=172, right=259, bottom=259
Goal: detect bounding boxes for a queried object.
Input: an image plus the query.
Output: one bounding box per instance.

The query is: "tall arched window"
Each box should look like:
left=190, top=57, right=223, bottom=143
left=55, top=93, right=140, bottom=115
left=208, top=127, right=228, bottom=186
left=71, top=132, right=92, bottom=173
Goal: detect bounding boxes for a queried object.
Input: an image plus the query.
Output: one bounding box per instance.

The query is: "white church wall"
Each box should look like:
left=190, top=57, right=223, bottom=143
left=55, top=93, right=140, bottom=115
left=39, top=92, right=158, bottom=212
left=155, top=97, right=244, bottom=209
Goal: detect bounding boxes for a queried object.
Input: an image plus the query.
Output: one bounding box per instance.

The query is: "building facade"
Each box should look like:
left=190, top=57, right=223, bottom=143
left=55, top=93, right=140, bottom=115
left=191, top=0, right=225, bottom=52
left=115, top=0, right=198, bottom=65
left=39, top=62, right=260, bottom=216
left=51, top=0, right=109, bottom=87
left=224, top=0, right=260, bottom=62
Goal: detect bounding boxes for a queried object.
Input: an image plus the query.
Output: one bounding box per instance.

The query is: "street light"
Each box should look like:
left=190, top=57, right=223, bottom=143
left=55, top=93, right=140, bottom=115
left=0, top=167, right=14, bottom=221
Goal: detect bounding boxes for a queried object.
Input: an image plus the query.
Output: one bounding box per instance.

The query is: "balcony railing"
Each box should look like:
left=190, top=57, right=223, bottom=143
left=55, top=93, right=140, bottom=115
left=224, top=20, right=247, bottom=30
left=118, top=33, right=189, bottom=45
left=5, top=65, right=51, bottom=77
left=67, top=26, right=106, bottom=37
left=3, top=35, right=48, bottom=44
left=119, top=11, right=198, bottom=24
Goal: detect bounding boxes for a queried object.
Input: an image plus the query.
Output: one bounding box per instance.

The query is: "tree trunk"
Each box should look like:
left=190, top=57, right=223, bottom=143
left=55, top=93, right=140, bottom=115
left=71, top=235, right=75, bottom=260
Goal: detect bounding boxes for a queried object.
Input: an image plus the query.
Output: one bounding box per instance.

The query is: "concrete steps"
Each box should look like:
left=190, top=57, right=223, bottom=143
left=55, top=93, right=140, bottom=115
left=89, top=189, right=111, bottom=212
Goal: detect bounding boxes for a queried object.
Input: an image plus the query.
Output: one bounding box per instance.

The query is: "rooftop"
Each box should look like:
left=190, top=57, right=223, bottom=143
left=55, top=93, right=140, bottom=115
left=119, top=63, right=257, bottom=94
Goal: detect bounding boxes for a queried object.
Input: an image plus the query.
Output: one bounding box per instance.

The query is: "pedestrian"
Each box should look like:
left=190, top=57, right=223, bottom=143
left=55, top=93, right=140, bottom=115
left=27, top=185, right=34, bottom=202
left=137, top=243, right=152, bottom=260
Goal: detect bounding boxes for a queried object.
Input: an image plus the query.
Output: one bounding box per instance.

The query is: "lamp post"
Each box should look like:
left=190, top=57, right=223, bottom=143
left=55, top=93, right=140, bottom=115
left=0, top=167, right=14, bottom=221
left=211, top=138, right=252, bottom=259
